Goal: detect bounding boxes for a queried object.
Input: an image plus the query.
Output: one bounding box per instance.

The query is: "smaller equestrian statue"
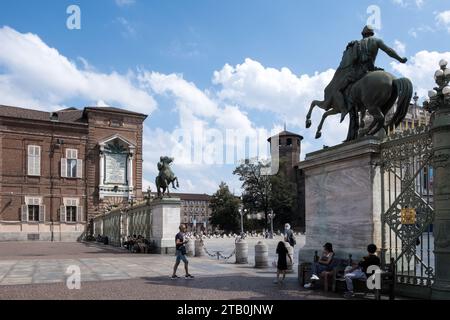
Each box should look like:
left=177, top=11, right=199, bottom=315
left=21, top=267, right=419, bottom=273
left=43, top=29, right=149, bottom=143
left=155, top=156, right=179, bottom=198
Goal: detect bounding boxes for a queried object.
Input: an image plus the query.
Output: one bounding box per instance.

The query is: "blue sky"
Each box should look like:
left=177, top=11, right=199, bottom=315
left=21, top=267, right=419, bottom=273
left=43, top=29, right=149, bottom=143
left=1, top=0, right=449, bottom=194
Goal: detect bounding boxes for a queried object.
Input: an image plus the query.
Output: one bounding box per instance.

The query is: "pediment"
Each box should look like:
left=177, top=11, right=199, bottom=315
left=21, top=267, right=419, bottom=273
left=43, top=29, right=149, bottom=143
left=99, top=134, right=136, bottom=148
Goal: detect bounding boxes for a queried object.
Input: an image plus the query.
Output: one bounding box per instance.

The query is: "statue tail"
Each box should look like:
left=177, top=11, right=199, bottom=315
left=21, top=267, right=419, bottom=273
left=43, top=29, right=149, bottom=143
left=387, top=78, right=413, bottom=129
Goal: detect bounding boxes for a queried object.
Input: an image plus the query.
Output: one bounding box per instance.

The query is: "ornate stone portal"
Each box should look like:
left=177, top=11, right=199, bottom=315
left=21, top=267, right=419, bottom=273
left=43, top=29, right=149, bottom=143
left=98, top=135, right=135, bottom=201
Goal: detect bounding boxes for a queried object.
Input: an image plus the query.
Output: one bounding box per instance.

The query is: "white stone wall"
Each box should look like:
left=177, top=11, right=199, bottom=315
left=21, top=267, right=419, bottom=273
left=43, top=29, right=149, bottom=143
left=0, top=221, right=86, bottom=241
left=298, top=138, right=382, bottom=263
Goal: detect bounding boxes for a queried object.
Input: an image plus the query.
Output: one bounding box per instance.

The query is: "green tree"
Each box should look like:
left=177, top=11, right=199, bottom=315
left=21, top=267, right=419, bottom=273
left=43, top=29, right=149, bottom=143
left=209, top=182, right=241, bottom=233
left=269, top=170, right=297, bottom=230
left=233, top=160, right=272, bottom=226
left=233, top=159, right=297, bottom=230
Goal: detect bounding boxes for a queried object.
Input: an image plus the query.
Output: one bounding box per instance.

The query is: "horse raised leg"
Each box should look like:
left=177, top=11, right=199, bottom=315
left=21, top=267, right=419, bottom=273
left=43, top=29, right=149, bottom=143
left=306, top=99, right=330, bottom=129
left=315, top=108, right=339, bottom=139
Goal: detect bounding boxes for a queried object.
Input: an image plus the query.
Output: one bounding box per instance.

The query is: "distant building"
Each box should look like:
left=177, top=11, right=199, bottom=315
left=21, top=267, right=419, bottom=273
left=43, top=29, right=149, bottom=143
left=385, top=92, right=431, bottom=135
left=151, top=192, right=212, bottom=233
left=0, top=105, right=147, bottom=241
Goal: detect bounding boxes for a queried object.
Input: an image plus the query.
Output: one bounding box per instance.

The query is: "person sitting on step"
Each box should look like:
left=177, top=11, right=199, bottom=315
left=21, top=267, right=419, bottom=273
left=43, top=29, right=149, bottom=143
left=343, top=243, right=381, bottom=298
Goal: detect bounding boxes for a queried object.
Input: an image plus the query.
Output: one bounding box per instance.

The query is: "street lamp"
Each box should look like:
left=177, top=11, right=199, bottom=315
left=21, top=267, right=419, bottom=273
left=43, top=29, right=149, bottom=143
left=424, top=59, right=450, bottom=113
left=268, top=210, right=275, bottom=239
left=239, top=206, right=247, bottom=236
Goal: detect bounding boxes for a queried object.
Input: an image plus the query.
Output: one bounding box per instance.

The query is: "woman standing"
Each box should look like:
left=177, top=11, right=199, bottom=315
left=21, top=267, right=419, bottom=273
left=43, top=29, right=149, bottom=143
left=274, top=241, right=293, bottom=284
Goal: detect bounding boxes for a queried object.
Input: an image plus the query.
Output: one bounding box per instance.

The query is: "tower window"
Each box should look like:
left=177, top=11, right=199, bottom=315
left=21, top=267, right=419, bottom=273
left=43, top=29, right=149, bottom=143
left=286, top=138, right=292, bottom=146
left=297, top=139, right=300, bottom=146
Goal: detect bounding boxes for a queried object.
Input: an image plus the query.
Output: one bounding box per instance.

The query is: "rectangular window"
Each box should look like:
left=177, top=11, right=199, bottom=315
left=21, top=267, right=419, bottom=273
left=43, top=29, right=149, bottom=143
left=28, top=205, right=40, bottom=221
left=27, top=145, right=41, bottom=176
left=66, top=206, right=77, bottom=222
left=61, top=149, right=82, bottom=178
left=22, top=197, right=44, bottom=222
left=61, top=198, right=82, bottom=223
left=67, top=159, right=77, bottom=177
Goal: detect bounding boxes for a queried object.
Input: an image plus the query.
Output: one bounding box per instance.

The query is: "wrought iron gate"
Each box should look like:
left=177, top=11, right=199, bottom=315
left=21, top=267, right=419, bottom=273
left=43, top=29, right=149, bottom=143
left=380, top=125, right=435, bottom=298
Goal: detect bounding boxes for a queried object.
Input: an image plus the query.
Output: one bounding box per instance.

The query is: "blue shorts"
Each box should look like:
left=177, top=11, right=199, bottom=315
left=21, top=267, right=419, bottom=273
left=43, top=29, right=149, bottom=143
left=176, top=249, right=188, bottom=263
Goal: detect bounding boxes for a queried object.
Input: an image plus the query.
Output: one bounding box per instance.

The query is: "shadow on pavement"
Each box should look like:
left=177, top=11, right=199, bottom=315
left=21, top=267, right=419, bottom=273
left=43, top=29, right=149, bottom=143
left=140, top=274, right=342, bottom=300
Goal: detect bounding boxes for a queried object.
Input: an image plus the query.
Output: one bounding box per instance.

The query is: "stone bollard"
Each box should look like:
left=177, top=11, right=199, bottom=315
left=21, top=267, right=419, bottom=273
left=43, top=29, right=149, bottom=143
left=186, top=238, right=195, bottom=257
left=254, top=241, right=269, bottom=268
left=235, top=238, right=248, bottom=264
left=284, top=241, right=294, bottom=272
left=194, top=238, right=205, bottom=257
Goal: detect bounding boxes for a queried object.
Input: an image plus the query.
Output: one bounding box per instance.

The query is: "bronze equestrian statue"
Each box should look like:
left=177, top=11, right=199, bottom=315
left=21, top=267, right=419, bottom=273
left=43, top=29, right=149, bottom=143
left=306, top=25, right=413, bottom=141
left=155, top=156, right=179, bottom=198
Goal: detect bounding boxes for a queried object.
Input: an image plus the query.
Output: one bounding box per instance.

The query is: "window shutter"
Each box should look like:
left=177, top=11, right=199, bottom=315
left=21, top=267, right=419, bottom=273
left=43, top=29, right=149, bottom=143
left=39, top=205, right=45, bottom=222
left=21, top=205, right=28, bottom=222
left=60, top=206, right=66, bottom=222
left=61, top=158, right=67, bottom=177
left=35, top=146, right=41, bottom=176
left=77, top=206, right=84, bottom=222
left=27, top=146, right=34, bottom=175
left=76, top=159, right=83, bottom=178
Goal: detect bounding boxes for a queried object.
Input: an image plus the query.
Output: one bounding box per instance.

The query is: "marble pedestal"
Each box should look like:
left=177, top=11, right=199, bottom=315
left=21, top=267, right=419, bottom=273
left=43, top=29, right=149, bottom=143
left=150, top=197, right=181, bottom=254
left=298, top=137, right=382, bottom=265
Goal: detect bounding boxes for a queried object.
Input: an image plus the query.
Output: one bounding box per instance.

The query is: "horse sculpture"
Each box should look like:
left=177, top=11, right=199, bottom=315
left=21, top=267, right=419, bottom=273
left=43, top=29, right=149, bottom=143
left=306, top=70, right=413, bottom=142
left=155, top=156, right=179, bottom=198
left=306, top=27, right=412, bottom=142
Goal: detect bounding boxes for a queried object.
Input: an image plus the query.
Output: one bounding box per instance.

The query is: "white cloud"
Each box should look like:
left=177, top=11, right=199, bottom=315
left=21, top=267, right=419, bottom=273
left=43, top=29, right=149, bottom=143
left=213, top=58, right=335, bottom=129
left=115, top=0, right=135, bottom=7
left=116, top=17, right=136, bottom=38
left=212, top=58, right=347, bottom=148
left=408, top=25, right=435, bottom=38
left=0, top=26, right=156, bottom=113
left=394, top=40, right=406, bottom=56
left=391, top=50, right=450, bottom=99
left=0, top=26, right=369, bottom=194
left=436, top=10, right=450, bottom=33
left=141, top=72, right=218, bottom=119
left=392, top=0, right=425, bottom=8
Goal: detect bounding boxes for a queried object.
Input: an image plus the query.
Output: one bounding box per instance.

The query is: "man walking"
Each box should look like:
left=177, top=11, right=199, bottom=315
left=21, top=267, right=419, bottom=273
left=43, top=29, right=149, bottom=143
left=284, top=223, right=296, bottom=248
left=171, top=224, right=194, bottom=279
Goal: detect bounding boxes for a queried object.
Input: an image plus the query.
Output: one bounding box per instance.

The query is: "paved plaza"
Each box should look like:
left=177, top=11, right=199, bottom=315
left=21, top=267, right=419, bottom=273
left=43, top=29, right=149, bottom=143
left=0, top=237, right=349, bottom=300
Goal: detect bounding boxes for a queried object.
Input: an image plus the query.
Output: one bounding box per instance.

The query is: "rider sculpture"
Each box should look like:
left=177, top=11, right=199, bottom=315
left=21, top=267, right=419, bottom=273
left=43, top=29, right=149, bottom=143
left=306, top=25, right=412, bottom=142
left=155, top=156, right=179, bottom=198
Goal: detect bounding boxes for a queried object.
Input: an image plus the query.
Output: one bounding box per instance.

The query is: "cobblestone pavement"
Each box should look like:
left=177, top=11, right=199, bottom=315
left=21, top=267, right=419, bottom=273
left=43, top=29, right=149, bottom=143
left=0, top=240, right=346, bottom=300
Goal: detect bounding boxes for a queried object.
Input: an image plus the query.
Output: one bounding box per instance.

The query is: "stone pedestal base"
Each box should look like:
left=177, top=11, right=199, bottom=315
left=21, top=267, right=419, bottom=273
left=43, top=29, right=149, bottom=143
left=150, top=197, right=181, bottom=254
left=298, top=137, right=382, bottom=264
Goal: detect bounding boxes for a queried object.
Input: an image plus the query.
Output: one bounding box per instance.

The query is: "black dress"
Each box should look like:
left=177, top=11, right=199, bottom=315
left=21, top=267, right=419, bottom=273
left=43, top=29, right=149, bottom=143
left=277, top=245, right=288, bottom=271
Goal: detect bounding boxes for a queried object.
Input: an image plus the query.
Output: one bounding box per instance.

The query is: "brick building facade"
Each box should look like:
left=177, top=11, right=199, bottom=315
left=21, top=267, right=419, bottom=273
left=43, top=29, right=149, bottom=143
left=0, top=105, right=147, bottom=241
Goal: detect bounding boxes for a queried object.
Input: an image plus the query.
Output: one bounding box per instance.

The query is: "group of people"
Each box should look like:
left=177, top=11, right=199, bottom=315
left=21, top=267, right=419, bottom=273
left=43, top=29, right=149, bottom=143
left=303, top=242, right=381, bottom=298
left=170, top=222, right=298, bottom=284
left=123, top=235, right=151, bottom=253
left=168, top=222, right=380, bottom=299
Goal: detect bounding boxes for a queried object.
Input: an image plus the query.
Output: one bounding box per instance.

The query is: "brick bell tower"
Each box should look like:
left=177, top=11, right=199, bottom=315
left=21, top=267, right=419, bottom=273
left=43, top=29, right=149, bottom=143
left=267, top=125, right=305, bottom=231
